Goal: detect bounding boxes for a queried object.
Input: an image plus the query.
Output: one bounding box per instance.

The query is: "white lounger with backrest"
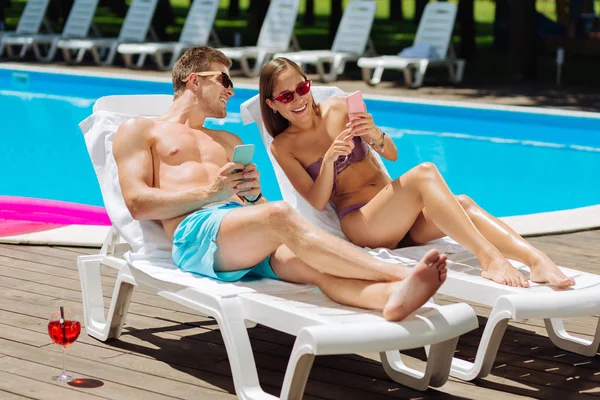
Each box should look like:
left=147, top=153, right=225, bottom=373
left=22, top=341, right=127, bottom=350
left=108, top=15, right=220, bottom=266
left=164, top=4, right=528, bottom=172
left=240, top=87, right=600, bottom=382
left=0, top=0, right=99, bottom=62
left=0, top=0, right=52, bottom=58
left=76, top=93, right=478, bottom=398
left=218, top=0, right=301, bottom=77
left=357, top=2, right=465, bottom=87
left=57, top=0, right=159, bottom=65
left=117, top=0, right=221, bottom=70
left=274, top=0, right=377, bottom=82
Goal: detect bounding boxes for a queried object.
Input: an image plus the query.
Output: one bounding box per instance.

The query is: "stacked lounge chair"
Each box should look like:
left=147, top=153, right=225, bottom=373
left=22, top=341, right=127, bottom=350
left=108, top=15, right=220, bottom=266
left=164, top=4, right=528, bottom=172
left=56, top=0, right=159, bottom=65
left=218, top=0, right=301, bottom=77
left=0, top=0, right=99, bottom=62
left=274, top=0, right=377, bottom=82
left=357, top=2, right=465, bottom=87
left=0, top=0, right=52, bottom=58
left=117, top=0, right=221, bottom=70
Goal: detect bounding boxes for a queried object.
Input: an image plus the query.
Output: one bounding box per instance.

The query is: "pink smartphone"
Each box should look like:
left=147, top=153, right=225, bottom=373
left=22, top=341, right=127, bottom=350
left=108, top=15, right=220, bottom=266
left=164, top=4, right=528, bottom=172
left=346, top=91, right=365, bottom=121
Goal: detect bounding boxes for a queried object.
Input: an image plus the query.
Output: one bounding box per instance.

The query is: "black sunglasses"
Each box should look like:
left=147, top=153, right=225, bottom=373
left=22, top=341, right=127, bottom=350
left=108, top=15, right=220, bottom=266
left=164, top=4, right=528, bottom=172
left=182, top=71, right=234, bottom=89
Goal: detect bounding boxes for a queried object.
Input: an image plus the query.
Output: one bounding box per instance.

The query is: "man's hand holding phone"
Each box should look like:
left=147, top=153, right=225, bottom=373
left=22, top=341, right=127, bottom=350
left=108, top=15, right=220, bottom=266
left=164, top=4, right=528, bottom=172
left=235, top=163, right=262, bottom=201
left=230, top=144, right=262, bottom=203
left=211, top=162, right=248, bottom=201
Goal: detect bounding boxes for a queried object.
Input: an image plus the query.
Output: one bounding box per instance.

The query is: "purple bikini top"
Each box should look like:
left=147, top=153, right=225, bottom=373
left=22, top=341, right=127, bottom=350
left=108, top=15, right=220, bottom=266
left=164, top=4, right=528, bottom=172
left=305, top=136, right=370, bottom=194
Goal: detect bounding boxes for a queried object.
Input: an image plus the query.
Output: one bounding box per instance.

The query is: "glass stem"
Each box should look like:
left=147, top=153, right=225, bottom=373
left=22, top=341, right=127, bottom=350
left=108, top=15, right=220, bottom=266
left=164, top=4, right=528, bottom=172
left=62, top=346, right=66, bottom=376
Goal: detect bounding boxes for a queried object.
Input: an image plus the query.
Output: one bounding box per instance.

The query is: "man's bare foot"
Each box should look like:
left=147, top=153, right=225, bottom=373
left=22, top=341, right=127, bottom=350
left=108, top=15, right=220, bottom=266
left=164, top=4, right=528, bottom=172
left=529, top=253, right=575, bottom=288
left=383, top=249, right=447, bottom=321
left=481, top=255, right=529, bottom=288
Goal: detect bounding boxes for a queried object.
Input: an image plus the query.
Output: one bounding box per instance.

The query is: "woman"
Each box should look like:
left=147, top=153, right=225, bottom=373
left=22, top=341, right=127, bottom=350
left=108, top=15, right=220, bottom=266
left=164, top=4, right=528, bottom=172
left=260, top=57, right=574, bottom=288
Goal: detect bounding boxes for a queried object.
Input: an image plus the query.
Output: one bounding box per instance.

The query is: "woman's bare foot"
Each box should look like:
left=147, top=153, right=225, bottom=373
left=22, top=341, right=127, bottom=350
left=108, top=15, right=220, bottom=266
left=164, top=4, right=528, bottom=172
left=481, top=255, right=529, bottom=287
left=383, top=249, right=447, bottom=321
left=529, top=253, right=575, bottom=288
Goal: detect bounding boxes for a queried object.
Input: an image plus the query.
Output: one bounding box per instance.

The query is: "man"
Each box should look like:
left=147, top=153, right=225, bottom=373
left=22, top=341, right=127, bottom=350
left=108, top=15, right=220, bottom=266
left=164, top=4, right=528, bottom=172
left=113, top=46, right=447, bottom=321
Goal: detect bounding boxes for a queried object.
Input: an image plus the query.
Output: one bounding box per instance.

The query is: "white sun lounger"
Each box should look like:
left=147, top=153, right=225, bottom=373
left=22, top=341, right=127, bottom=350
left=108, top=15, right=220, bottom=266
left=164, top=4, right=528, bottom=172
left=357, top=2, right=465, bottom=87
left=0, top=0, right=99, bottom=62
left=218, top=0, right=301, bottom=77
left=57, top=0, right=159, bottom=65
left=240, top=87, right=600, bottom=382
left=76, top=93, right=477, bottom=397
left=0, top=0, right=52, bottom=58
left=274, top=0, right=377, bottom=83
left=117, top=0, right=221, bottom=70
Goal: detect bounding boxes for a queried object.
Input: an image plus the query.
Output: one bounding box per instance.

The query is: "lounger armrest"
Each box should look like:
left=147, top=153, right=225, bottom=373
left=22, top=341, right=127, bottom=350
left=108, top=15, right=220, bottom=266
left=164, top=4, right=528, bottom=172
left=296, top=303, right=477, bottom=356
left=497, top=288, right=600, bottom=320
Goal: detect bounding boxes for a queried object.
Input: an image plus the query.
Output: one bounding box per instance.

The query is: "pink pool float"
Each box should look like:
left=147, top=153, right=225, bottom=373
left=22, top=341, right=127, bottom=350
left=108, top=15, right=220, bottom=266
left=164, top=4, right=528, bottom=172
left=0, top=196, right=111, bottom=237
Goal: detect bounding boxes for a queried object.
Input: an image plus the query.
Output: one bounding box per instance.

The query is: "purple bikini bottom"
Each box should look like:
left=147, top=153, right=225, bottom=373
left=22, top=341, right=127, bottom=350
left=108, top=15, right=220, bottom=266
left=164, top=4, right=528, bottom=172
left=338, top=203, right=367, bottom=220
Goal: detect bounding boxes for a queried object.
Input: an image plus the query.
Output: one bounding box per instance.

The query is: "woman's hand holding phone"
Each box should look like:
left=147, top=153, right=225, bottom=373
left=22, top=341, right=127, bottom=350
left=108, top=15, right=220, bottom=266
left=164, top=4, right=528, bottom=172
left=346, top=111, right=379, bottom=140
left=345, top=90, right=380, bottom=142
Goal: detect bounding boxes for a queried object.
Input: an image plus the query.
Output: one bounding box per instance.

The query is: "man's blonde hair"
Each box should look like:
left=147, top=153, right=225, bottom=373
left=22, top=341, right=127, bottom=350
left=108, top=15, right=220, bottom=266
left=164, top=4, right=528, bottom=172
left=172, top=46, right=232, bottom=98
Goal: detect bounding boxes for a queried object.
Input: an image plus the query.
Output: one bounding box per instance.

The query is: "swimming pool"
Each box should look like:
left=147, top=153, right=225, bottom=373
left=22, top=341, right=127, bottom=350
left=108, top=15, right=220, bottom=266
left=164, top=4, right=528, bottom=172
left=1, top=66, right=600, bottom=224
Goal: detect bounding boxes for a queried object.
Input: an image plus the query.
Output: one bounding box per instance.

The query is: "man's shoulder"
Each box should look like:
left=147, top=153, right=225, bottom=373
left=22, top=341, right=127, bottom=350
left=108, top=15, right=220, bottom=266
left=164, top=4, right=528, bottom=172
left=117, top=116, right=155, bottom=137
left=113, top=117, right=155, bottom=154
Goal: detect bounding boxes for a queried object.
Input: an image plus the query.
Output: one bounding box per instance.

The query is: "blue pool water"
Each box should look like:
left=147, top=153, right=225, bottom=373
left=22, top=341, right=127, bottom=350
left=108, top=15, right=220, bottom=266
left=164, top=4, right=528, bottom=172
left=1, top=67, right=600, bottom=217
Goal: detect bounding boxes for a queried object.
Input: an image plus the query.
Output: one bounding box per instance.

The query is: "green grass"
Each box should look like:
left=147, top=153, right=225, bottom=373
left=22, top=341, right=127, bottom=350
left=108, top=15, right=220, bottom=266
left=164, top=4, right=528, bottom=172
left=4, top=0, right=600, bottom=86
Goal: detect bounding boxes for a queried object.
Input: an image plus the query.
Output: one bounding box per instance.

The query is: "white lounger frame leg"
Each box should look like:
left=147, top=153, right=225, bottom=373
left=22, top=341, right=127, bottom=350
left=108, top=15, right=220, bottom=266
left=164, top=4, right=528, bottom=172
left=380, top=336, right=459, bottom=391
left=78, top=228, right=474, bottom=398
left=78, top=254, right=275, bottom=399
left=545, top=318, right=600, bottom=356
left=440, top=292, right=600, bottom=381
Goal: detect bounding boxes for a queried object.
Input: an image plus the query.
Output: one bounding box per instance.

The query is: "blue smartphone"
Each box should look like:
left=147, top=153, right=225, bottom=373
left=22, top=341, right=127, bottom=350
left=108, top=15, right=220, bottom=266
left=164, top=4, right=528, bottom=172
left=231, top=144, right=255, bottom=173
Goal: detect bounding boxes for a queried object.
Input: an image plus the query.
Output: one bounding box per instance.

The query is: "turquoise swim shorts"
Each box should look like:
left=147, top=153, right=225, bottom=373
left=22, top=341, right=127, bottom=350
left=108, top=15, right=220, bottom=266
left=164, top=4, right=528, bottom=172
left=171, top=201, right=280, bottom=282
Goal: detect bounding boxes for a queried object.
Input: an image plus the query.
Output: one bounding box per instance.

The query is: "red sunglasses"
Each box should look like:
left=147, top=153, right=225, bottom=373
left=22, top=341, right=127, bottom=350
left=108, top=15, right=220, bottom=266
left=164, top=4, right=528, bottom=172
left=272, top=80, right=311, bottom=104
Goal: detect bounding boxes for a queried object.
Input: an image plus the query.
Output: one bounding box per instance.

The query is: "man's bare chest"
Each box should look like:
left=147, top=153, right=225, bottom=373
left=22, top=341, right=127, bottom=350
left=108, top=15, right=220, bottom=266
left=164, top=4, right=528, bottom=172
left=153, top=131, right=229, bottom=167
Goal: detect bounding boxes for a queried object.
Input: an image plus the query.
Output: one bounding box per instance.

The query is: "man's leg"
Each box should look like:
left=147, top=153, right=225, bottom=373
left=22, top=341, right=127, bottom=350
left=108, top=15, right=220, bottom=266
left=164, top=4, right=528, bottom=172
left=214, top=202, right=412, bottom=282
left=266, top=244, right=448, bottom=321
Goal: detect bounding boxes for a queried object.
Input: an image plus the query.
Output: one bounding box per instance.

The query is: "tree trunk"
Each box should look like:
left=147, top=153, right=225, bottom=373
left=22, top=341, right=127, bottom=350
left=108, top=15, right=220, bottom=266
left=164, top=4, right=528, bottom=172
left=228, top=0, right=240, bottom=18
left=493, top=0, right=509, bottom=50
left=329, top=0, right=343, bottom=45
left=390, top=0, right=404, bottom=21
left=248, top=0, right=270, bottom=30
left=303, top=0, right=315, bottom=25
left=508, top=0, right=537, bottom=80
left=458, top=0, right=476, bottom=59
left=414, top=0, right=429, bottom=25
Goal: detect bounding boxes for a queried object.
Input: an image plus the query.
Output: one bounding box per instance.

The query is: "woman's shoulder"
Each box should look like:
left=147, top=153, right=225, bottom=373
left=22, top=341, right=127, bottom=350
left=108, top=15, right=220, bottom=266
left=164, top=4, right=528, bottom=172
left=271, top=129, right=293, bottom=150
left=320, top=95, right=347, bottom=113
left=320, top=95, right=348, bottom=122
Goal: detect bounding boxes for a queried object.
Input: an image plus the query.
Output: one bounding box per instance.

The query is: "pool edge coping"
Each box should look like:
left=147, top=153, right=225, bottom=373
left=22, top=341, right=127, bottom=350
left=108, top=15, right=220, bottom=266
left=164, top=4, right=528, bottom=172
left=2, top=204, right=599, bottom=248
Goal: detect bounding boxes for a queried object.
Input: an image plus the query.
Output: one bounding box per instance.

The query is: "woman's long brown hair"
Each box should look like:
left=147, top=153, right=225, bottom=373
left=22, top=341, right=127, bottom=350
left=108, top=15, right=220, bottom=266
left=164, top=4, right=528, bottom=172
left=259, top=58, right=320, bottom=138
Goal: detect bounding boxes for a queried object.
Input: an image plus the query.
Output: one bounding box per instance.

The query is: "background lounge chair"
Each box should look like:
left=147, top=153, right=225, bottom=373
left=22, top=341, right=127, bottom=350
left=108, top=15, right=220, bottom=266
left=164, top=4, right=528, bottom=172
left=0, top=0, right=99, bottom=62
left=117, top=0, right=221, bottom=70
left=218, top=0, right=301, bottom=77
left=357, top=2, right=465, bottom=87
left=0, top=0, right=52, bottom=58
left=56, top=0, right=159, bottom=65
left=241, top=87, right=600, bottom=382
left=76, top=93, right=478, bottom=398
left=274, top=0, right=377, bottom=82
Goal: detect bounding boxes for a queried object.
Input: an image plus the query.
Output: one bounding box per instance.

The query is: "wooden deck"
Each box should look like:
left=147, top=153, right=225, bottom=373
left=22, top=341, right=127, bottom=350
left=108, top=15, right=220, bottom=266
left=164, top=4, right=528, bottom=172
left=0, top=231, right=599, bottom=400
